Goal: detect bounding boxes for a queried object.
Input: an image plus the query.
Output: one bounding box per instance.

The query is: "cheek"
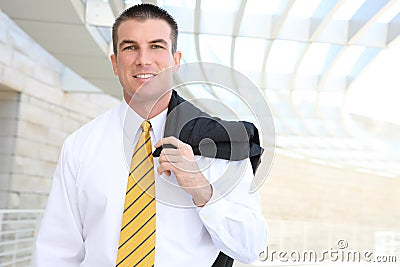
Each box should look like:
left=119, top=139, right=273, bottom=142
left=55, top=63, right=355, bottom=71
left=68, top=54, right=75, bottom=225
left=160, top=58, right=176, bottom=69
left=154, top=51, right=175, bottom=65
left=116, top=60, right=131, bottom=76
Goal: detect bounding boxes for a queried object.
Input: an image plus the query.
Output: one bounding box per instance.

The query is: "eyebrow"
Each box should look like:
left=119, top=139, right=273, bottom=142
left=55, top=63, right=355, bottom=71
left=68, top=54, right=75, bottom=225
left=119, top=40, right=137, bottom=49
left=119, top=39, right=169, bottom=49
left=149, top=39, right=168, bottom=46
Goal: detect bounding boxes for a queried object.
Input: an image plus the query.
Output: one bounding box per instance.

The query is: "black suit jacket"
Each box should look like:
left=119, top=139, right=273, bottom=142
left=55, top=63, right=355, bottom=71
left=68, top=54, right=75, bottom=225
left=153, top=90, right=263, bottom=174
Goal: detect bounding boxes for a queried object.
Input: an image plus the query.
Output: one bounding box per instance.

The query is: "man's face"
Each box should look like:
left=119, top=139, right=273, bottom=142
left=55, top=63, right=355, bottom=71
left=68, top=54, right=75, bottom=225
left=111, top=19, right=181, bottom=103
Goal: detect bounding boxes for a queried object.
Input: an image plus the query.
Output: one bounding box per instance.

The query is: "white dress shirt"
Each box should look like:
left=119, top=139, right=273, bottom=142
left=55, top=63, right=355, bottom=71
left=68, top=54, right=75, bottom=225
left=34, top=100, right=267, bottom=267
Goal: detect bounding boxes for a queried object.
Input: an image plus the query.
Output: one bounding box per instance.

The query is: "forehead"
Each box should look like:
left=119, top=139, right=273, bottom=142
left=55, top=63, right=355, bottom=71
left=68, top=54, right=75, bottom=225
left=117, top=19, right=172, bottom=43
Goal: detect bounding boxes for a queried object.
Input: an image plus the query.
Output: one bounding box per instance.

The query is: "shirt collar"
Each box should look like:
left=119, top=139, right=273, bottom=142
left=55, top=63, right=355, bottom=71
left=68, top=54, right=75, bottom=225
left=119, top=99, right=167, bottom=143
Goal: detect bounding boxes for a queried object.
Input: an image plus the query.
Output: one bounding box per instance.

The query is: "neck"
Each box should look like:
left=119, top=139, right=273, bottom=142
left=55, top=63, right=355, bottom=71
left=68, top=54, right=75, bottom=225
left=124, top=90, right=172, bottom=119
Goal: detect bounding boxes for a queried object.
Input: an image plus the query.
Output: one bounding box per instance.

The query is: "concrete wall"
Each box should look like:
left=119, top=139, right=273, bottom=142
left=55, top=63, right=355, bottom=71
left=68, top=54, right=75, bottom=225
left=259, top=153, right=400, bottom=254
left=0, top=90, right=19, bottom=209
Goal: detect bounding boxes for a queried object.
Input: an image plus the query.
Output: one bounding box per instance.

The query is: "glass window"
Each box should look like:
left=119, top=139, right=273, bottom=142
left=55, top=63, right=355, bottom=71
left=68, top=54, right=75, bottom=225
left=245, top=0, right=287, bottom=15
left=288, top=0, right=321, bottom=18
left=201, top=0, right=241, bottom=12
left=332, top=0, right=366, bottom=20
left=298, top=42, right=331, bottom=75
left=199, top=34, right=231, bottom=66
left=265, top=40, right=303, bottom=73
left=330, top=45, right=365, bottom=76
left=234, top=37, right=268, bottom=72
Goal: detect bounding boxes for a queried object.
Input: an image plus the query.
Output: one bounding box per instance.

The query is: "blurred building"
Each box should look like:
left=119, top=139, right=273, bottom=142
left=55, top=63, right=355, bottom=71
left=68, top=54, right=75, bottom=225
left=0, top=0, right=399, bottom=266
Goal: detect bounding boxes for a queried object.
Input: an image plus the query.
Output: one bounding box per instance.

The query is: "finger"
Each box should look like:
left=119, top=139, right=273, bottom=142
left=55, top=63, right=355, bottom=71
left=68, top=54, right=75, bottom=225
left=157, top=168, right=171, bottom=177
left=154, top=136, right=173, bottom=148
left=159, top=160, right=195, bottom=175
left=158, top=154, right=181, bottom=163
left=154, top=136, right=184, bottom=149
left=161, top=148, right=180, bottom=156
left=157, top=163, right=174, bottom=176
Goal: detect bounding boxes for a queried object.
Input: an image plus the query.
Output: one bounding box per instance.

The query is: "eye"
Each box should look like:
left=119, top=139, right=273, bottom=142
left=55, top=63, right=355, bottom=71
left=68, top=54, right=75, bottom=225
left=122, top=45, right=136, bottom=51
left=151, top=44, right=164, bottom=49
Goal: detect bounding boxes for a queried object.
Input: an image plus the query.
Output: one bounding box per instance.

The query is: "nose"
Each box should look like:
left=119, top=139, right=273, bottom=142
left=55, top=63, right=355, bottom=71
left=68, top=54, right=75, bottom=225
left=135, top=49, right=152, bottom=66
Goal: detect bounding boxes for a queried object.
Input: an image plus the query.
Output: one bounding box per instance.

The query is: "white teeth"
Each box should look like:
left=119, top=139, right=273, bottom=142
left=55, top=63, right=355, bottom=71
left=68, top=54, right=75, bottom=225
left=136, top=73, right=155, bottom=79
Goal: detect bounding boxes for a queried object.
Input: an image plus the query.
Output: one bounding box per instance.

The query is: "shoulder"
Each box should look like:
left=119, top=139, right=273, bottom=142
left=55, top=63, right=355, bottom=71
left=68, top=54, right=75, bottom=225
left=65, top=103, right=121, bottom=145
left=58, top=103, right=122, bottom=172
left=54, top=102, right=124, bottom=180
left=60, top=103, right=123, bottom=168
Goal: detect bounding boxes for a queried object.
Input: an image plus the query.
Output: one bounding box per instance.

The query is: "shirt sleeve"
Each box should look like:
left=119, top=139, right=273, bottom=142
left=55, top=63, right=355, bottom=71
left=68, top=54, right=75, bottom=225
left=34, top=137, right=84, bottom=266
left=197, top=157, right=267, bottom=264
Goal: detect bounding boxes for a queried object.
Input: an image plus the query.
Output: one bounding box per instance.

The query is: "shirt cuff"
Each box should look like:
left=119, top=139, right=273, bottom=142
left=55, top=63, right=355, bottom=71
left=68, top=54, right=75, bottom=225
left=196, top=187, right=230, bottom=226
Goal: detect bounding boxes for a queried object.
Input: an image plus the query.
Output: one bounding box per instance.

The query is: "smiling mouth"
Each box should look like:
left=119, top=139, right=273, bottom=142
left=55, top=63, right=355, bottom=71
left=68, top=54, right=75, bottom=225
left=133, top=73, right=156, bottom=79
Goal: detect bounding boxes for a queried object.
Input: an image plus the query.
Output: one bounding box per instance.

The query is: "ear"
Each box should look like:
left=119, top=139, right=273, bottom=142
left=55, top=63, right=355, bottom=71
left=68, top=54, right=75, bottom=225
left=110, top=54, right=118, bottom=76
left=173, top=51, right=182, bottom=71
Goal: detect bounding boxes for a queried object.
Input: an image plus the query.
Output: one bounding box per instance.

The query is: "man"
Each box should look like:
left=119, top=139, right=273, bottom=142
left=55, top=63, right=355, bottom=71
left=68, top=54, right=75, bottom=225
left=35, top=4, right=267, bottom=267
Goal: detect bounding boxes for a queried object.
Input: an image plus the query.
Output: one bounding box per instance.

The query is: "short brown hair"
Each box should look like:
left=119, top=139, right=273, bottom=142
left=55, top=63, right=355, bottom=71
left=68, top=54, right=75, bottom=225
left=112, top=4, right=178, bottom=55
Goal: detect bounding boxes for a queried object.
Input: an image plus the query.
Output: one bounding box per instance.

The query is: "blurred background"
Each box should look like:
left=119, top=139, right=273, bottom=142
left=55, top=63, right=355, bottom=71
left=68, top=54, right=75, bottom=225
left=0, top=0, right=399, bottom=266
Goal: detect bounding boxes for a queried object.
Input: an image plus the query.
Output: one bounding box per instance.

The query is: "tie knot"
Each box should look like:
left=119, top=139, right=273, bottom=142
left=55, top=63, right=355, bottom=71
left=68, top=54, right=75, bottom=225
left=141, top=121, right=151, bottom=132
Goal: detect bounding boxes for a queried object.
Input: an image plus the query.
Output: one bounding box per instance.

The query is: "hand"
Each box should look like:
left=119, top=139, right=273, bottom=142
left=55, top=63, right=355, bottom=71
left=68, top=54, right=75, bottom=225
left=155, top=136, right=212, bottom=207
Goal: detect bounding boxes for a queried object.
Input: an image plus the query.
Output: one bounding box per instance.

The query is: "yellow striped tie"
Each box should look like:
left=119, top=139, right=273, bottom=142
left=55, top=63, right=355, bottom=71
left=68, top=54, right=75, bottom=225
left=116, top=121, right=156, bottom=267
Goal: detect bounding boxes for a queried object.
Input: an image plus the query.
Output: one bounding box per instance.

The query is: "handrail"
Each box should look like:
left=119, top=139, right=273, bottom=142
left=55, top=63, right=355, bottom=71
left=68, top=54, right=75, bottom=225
left=0, top=209, right=43, bottom=214
left=0, top=209, right=44, bottom=267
